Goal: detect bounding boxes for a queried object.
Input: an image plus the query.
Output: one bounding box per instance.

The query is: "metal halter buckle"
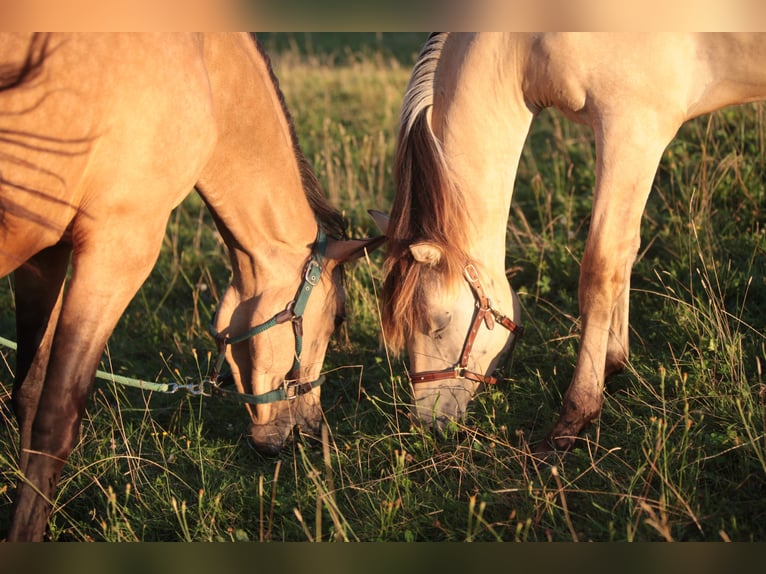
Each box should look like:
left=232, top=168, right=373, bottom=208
left=463, top=263, right=480, bottom=284
left=284, top=380, right=313, bottom=400
left=304, top=259, right=322, bottom=286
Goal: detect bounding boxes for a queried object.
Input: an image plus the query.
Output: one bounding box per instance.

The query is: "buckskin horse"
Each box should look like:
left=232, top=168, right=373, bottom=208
left=376, top=32, right=766, bottom=449
left=0, top=33, right=380, bottom=541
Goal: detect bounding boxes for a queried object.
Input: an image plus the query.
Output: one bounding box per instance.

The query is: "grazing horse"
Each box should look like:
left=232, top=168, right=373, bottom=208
left=0, top=33, right=380, bottom=541
left=377, top=33, right=766, bottom=447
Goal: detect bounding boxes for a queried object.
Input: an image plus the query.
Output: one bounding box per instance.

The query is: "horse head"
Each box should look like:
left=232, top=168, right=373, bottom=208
left=372, top=210, right=523, bottom=433
left=213, top=233, right=383, bottom=454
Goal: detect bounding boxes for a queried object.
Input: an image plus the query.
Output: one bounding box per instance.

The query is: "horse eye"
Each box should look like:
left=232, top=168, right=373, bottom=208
left=429, top=312, right=451, bottom=337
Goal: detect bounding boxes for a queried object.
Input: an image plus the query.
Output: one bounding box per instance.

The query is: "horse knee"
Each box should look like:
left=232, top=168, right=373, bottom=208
left=29, top=402, right=85, bottom=463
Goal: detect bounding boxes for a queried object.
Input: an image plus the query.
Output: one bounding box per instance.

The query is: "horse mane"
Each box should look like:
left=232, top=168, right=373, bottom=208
left=0, top=33, right=49, bottom=91
left=251, top=35, right=346, bottom=242
left=382, top=32, right=471, bottom=352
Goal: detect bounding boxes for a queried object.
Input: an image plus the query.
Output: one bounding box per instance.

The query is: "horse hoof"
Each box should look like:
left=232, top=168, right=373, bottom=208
left=533, top=431, right=577, bottom=454
left=552, top=434, right=578, bottom=451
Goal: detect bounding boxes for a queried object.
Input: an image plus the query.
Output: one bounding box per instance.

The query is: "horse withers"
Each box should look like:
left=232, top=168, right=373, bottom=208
left=0, top=33, right=381, bottom=541
left=378, top=33, right=766, bottom=446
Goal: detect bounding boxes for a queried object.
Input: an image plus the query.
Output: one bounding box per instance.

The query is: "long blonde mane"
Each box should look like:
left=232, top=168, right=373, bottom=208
left=382, top=32, right=471, bottom=352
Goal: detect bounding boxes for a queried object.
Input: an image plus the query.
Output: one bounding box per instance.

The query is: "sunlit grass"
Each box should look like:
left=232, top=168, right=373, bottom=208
left=1, top=34, right=765, bottom=541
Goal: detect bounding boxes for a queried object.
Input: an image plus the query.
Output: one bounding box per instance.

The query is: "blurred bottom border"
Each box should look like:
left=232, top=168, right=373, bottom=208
left=0, top=541, right=761, bottom=574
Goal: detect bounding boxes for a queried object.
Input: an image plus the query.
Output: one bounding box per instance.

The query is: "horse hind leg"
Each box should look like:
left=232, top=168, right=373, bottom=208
left=11, top=242, right=71, bottom=470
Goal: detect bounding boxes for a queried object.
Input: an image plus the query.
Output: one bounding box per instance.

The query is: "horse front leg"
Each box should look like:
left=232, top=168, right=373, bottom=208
left=542, top=113, right=678, bottom=451
left=544, top=241, right=636, bottom=450
left=12, top=243, right=71, bottom=470
left=8, top=224, right=165, bottom=542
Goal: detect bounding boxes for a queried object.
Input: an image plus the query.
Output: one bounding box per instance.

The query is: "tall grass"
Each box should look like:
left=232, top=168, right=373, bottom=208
left=1, top=34, right=765, bottom=541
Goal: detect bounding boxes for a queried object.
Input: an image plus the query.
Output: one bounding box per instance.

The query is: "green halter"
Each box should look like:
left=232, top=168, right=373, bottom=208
left=206, top=228, right=329, bottom=404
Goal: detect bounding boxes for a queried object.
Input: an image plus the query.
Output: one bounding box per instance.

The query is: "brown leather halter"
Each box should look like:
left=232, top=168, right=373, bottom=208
left=409, top=263, right=524, bottom=386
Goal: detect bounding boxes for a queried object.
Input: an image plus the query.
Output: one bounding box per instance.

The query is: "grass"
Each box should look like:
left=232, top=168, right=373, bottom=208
left=1, top=33, right=765, bottom=541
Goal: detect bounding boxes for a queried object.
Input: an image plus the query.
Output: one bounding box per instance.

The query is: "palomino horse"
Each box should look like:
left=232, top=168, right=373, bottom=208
left=377, top=33, right=766, bottom=447
left=0, top=33, right=380, bottom=541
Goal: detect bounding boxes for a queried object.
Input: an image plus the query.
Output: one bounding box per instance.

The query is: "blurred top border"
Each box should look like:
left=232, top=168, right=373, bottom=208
left=3, top=0, right=765, bottom=32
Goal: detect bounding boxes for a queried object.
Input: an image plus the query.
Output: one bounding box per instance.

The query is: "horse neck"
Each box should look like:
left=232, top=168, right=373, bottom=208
left=198, top=33, right=319, bottom=294
left=433, top=33, right=533, bottom=271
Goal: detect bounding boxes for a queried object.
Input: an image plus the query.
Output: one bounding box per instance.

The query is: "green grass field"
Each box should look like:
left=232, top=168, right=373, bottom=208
left=1, top=33, right=765, bottom=541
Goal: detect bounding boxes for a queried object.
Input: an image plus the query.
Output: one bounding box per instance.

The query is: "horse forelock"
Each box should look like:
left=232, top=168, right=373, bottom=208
left=382, top=244, right=466, bottom=354
left=251, top=34, right=346, bottom=242
left=382, top=33, right=470, bottom=353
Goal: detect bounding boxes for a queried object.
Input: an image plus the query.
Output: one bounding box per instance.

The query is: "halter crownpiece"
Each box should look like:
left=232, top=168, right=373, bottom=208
left=408, top=262, right=524, bottom=386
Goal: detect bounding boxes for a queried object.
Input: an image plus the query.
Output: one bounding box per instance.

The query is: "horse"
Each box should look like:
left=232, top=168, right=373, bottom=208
left=375, top=32, right=766, bottom=449
left=0, top=33, right=381, bottom=541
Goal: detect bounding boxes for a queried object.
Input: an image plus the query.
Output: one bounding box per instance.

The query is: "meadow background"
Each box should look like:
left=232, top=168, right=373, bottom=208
left=1, top=32, right=765, bottom=542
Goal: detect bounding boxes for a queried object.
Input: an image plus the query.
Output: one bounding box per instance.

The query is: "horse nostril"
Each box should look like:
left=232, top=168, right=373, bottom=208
left=247, top=436, right=283, bottom=457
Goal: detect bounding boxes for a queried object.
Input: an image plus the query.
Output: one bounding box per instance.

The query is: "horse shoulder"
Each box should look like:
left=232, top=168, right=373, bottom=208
left=526, top=34, right=707, bottom=134
left=522, top=33, right=590, bottom=121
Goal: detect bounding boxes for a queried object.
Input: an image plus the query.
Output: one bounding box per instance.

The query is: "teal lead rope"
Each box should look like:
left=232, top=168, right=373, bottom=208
left=0, top=336, right=195, bottom=394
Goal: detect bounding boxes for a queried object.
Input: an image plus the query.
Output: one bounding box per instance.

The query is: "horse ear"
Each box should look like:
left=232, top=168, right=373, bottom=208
left=325, top=236, right=386, bottom=263
left=367, top=209, right=390, bottom=235
left=409, top=242, right=443, bottom=267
